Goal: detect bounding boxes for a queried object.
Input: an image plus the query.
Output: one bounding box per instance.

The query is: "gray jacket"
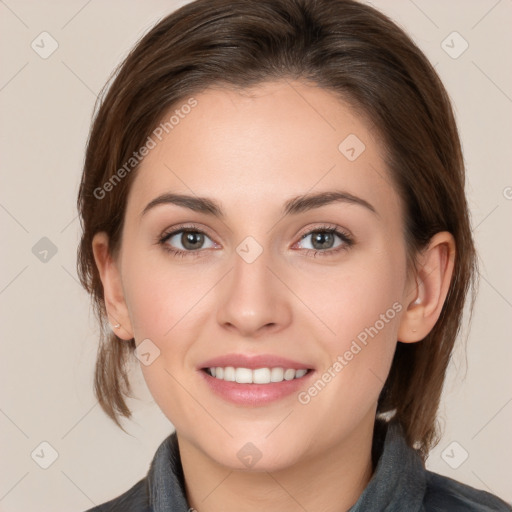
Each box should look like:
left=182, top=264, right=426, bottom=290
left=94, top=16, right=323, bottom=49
left=85, top=419, right=511, bottom=511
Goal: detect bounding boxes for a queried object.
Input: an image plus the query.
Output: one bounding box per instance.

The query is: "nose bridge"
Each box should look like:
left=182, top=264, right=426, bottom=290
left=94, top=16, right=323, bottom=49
left=215, top=238, right=291, bottom=336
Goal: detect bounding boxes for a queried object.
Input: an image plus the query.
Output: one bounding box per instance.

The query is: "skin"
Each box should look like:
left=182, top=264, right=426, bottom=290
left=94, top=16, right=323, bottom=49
left=93, top=80, right=455, bottom=512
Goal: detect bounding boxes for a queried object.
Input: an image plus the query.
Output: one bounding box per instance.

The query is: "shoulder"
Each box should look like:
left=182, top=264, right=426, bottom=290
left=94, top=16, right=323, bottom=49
left=423, top=470, right=512, bottom=511
left=82, top=477, right=151, bottom=512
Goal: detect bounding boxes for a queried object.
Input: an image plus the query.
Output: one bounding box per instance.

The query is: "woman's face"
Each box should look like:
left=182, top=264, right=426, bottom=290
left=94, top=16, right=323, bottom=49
left=112, top=80, right=415, bottom=470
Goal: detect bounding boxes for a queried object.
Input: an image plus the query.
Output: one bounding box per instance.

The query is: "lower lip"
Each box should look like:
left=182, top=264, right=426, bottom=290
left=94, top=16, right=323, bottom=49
left=199, top=369, right=314, bottom=406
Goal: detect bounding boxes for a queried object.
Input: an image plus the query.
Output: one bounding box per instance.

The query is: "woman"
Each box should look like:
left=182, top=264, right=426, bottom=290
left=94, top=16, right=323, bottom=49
left=77, top=0, right=511, bottom=510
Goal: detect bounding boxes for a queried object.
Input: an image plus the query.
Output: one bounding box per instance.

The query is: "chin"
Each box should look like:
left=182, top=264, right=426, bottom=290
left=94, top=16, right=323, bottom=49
left=200, top=431, right=307, bottom=472
left=217, top=446, right=304, bottom=473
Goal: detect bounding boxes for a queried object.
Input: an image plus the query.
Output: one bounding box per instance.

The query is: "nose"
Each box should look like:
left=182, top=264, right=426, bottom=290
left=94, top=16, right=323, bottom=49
left=216, top=246, right=293, bottom=338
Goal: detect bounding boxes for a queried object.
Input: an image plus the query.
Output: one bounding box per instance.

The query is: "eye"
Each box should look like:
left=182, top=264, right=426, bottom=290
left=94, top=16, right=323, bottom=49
left=159, top=225, right=217, bottom=257
left=295, top=226, right=353, bottom=256
left=158, top=223, right=354, bottom=258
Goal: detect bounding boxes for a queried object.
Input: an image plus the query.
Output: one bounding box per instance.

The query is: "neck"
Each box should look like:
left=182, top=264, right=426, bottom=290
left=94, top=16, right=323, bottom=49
left=177, top=417, right=375, bottom=512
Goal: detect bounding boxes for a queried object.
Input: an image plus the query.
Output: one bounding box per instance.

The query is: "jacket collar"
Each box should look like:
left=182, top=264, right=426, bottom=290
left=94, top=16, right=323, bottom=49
left=147, top=419, right=426, bottom=511
left=348, top=418, right=426, bottom=511
left=147, top=429, right=189, bottom=511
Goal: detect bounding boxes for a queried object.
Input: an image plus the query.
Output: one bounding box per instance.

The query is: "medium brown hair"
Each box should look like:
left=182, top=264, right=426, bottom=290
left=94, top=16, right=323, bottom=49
left=77, top=0, right=477, bottom=459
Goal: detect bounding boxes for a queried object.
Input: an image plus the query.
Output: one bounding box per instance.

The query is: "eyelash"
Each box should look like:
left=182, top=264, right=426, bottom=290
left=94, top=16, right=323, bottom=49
left=157, top=223, right=354, bottom=259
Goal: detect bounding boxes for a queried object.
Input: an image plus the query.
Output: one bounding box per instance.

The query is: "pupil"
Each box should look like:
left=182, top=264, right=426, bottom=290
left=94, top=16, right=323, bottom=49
left=312, top=231, right=333, bottom=250
left=182, top=231, right=203, bottom=250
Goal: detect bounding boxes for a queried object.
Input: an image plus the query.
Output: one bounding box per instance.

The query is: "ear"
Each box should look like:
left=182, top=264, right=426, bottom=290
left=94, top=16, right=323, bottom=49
left=397, top=231, right=456, bottom=343
left=92, top=232, right=134, bottom=341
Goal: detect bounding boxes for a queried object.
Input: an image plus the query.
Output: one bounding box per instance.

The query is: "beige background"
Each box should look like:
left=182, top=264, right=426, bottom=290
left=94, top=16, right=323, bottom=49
left=1, top=1, right=511, bottom=510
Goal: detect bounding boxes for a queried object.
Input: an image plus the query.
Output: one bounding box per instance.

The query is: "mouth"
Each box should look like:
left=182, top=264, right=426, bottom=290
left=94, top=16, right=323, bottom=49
left=197, top=354, right=315, bottom=406
left=202, top=366, right=311, bottom=384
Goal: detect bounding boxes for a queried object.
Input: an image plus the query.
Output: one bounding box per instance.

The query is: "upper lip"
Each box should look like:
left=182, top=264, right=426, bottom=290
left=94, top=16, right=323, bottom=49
left=199, top=353, right=314, bottom=370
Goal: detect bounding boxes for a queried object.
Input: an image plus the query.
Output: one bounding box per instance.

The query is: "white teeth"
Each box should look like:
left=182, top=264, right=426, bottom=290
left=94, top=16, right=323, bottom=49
left=284, top=368, right=296, bottom=380
left=207, top=367, right=309, bottom=384
left=235, top=367, right=252, bottom=383
left=253, top=368, right=271, bottom=384
left=270, top=367, right=284, bottom=382
left=223, top=366, right=235, bottom=381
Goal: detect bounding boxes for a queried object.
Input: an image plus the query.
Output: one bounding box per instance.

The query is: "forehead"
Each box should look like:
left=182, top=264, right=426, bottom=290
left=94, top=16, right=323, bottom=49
left=126, top=80, right=400, bottom=221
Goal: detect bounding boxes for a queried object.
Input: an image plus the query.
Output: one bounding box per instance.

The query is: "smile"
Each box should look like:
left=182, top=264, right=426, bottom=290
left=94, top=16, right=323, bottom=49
left=204, top=367, right=310, bottom=384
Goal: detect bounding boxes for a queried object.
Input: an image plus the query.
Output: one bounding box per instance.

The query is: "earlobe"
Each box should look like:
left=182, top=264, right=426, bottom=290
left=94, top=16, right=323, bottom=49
left=397, top=232, right=456, bottom=343
left=91, top=232, right=134, bottom=340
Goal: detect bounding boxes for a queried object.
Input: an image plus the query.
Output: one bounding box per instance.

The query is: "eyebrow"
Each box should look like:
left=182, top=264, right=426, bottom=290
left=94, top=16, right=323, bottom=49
left=140, top=190, right=378, bottom=219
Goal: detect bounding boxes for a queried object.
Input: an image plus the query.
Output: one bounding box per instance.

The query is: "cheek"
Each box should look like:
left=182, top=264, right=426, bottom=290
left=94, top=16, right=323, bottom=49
left=122, top=250, right=212, bottom=340
left=121, top=251, right=216, bottom=413
left=301, top=246, right=406, bottom=349
left=294, top=266, right=403, bottom=436
left=303, top=246, right=406, bottom=398
left=289, top=253, right=405, bottom=457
